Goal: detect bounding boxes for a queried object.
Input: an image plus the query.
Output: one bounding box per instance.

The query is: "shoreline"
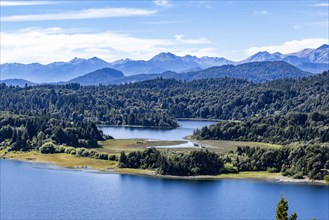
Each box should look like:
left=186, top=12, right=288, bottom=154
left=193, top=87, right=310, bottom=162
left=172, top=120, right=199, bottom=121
left=114, top=168, right=326, bottom=185
left=97, top=124, right=178, bottom=129
left=1, top=151, right=326, bottom=185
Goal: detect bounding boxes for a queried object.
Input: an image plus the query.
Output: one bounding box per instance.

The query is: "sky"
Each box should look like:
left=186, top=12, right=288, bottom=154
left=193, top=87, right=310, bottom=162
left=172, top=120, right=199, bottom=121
left=0, top=0, right=328, bottom=64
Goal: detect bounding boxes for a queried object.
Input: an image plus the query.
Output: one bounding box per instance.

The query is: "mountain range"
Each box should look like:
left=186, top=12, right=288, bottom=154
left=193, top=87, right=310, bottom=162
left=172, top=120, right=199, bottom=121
left=63, top=61, right=311, bottom=86
left=0, top=44, right=328, bottom=84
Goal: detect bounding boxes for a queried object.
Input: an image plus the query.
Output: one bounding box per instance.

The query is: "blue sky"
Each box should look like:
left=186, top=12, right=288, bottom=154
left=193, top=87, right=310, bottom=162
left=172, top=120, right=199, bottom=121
left=1, top=0, right=328, bottom=64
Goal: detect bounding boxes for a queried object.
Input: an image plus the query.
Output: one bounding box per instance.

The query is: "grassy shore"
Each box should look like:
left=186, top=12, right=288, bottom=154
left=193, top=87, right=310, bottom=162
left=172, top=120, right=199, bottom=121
left=97, top=138, right=280, bottom=155
left=97, top=139, right=189, bottom=154
left=1, top=150, right=118, bottom=171
left=1, top=149, right=326, bottom=185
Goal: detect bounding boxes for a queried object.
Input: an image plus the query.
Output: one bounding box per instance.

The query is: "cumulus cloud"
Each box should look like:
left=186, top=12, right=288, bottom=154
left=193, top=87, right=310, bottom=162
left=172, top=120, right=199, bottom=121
left=246, top=38, right=329, bottom=55
left=174, top=35, right=211, bottom=44
left=1, top=8, right=157, bottom=22
left=0, top=28, right=214, bottom=64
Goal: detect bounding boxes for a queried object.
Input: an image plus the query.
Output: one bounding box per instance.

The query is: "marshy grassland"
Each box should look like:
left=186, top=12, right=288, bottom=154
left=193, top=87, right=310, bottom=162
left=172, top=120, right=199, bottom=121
left=97, top=139, right=188, bottom=154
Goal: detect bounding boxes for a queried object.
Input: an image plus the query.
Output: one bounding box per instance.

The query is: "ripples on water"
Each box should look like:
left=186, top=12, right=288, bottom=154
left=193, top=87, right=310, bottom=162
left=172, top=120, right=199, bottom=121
left=1, top=159, right=328, bottom=219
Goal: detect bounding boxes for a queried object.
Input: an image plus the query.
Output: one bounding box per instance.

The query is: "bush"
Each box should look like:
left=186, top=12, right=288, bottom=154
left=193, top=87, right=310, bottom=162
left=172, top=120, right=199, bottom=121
left=56, top=145, right=66, bottom=153
left=292, top=172, right=304, bottom=179
left=324, top=175, right=329, bottom=184
left=95, top=152, right=108, bottom=160
left=40, top=142, right=57, bottom=154
left=223, top=163, right=238, bottom=173
left=64, top=147, right=75, bottom=154
left=267, top=167, right=278, bottom=173
left=109, top=155, right=117, bottom=161
left=282, top=168, right=294, bottom=177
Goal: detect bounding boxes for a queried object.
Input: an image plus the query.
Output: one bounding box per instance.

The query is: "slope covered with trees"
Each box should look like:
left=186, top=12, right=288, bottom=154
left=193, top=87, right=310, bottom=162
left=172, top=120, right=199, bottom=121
left=0, top=113, right=106, bottom=151
left=0, top=71, right=328, bottom=128
left=193, top=111, right=329, bottom=144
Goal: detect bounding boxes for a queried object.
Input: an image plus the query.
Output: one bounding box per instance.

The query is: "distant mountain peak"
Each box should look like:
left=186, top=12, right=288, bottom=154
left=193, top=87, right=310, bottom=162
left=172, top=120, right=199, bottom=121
left=88, top=67, right=124, bottom=77
left=245, top=51, right=278, bottom=62
left=111, top=58, right=133, bottom=65
left=150, top=52, right=180, bottom=62
left=69, top=67, right=124, bottom=85
left=70, top=57, right=86, bottom=63
left=317, top=44, right=329, bottom=50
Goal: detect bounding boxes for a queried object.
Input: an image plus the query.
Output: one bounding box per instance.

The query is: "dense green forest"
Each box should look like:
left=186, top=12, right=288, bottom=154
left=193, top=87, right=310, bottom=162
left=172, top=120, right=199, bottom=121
left=0, top=71, right=328, bottom=128
left=1, top=71, right=329, bottom=180
left=117, top=144, right=329, bottom=179
left=0, top=113, right=107, bottom=151
left=193, top=111, right=329, bottom=144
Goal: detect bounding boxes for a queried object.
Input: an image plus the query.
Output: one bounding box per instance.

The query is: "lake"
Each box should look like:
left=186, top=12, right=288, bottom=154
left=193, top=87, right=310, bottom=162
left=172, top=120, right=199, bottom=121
left=1, top=159, right=328, bottom=219
left=99, top=120, right=216, bottom=140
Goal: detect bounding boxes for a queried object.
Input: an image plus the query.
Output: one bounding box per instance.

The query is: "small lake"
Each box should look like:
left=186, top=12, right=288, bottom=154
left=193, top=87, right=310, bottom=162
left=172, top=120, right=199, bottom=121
left=1, top=159, right=328, bottom=220
left=99, top=120, right=216, bottom=140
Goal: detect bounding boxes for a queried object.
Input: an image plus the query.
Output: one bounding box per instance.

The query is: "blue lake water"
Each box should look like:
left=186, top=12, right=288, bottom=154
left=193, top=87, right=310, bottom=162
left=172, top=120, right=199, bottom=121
left=99, top=120, right=216, bottom=140
left=1, top=159, right=328, bottom=219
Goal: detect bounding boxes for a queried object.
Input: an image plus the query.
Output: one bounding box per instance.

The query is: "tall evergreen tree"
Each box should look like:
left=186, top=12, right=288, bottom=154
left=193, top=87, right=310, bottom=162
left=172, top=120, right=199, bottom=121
left=276, top=196, right=298, bottom=220
left=276, top=197, right=289, bottom=220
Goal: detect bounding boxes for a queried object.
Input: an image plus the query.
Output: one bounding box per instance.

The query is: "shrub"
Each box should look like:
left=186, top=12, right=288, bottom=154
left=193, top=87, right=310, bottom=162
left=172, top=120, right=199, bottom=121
left=324, top=175, right=329, bottom=184
left=109, top=155, right=117, bottom=161
left=223, top=163, right=238, bottom=173
left=292, top=172, right=304, bottom=179
left=40, top=142, right=57, bottom=154
left=267, top=167, right=278, bottom=173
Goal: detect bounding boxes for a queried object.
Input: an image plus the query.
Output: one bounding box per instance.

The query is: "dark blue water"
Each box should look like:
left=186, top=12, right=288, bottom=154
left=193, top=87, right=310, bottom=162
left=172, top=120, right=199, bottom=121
left=1, top=159, right=328, bottom=220
left=99, top=120, right=216, bottom=140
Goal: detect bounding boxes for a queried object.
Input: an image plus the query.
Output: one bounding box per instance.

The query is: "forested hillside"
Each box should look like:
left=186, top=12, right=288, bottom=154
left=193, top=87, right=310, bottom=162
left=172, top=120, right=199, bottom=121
left=0, top=71, right=328, bottom=128
left=0, top=113, right=106, bottom=151
left=193, top=111, right=329, bottom=144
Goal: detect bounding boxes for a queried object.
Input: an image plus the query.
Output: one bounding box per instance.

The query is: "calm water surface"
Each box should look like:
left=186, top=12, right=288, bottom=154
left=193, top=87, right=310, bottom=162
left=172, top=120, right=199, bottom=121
left=99, top=120, right=216, bottom=140
left=1, top=159, right=328, bottom=220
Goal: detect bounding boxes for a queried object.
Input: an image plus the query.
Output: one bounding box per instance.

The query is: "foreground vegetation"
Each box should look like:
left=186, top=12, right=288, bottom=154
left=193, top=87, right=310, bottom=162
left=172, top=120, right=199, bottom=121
left=276, top=197, right=298, bottom=220
left=5, top=137, right=326, bottom=181
left=2, top=143, right=328, bottom=183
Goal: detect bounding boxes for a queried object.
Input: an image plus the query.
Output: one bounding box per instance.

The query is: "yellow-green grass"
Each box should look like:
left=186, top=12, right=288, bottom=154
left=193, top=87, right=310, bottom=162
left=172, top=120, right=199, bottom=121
left=190, top=139, right=281, bottom=153
left=97, top=139, right=187, bottom=154
left=214, top=171, right=283, bottom=180
left=104, top=168, right=285, bottom=182
left=1, top=150, right=118, bottom=171
left=1, top=150, right=325, bottom=184
left=112, top=168, right=156, bottom=176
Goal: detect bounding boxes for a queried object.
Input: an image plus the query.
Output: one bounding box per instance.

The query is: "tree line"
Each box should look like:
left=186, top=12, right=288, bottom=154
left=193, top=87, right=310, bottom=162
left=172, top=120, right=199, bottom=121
left=0, top=113, right=107, bottom=151
left=193, top=111, right=329, bottom=144
left=117, top=144, right=329, bottom=180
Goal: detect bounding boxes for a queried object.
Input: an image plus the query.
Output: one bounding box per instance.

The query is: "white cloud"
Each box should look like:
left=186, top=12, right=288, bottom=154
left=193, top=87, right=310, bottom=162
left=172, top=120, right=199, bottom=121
left=1, top=8, right=157, bottom=22
left=0, top=28, right=214, bottom=64
left=246, top=38, right=329, bottom=55
left=153, top=0, right=171, bottom=7
left=312, top=3, right=329, bottom=7
left=253, top=10, right=270, bottom=16
left=174, top=35, right=211, bottom=44
left=0, top=1, right=59, bottom=6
